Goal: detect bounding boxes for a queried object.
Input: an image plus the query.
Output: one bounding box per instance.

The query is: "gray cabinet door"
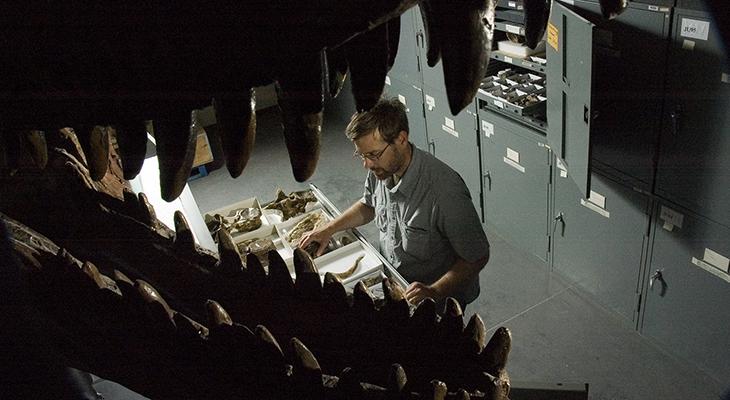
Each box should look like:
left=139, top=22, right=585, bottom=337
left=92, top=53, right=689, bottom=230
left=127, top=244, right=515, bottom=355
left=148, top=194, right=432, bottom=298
left=641, top=202, right=730, bottom=383
left=552, top=172, right=649, bottom=324
left=654, top=8, right=730, bottom=227
left=480, top=110, right=551, bottom=262
left=383, top=76, right=428, bottom=151
left=546, top=1, right=595, bottom=199
left=388, top=7, right=423, bottom=87
left=422, top=85, right=482, bottom=216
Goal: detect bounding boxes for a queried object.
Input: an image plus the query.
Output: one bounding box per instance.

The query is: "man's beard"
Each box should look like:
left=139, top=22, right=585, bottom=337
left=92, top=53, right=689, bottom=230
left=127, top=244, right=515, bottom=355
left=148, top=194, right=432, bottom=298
left=371, top=147, right=401, bottom=180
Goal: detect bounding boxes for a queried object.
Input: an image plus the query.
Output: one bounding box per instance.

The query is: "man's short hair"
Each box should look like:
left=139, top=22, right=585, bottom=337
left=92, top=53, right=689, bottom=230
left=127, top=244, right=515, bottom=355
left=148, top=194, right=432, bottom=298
left=345, top=98, right=409, bottom=143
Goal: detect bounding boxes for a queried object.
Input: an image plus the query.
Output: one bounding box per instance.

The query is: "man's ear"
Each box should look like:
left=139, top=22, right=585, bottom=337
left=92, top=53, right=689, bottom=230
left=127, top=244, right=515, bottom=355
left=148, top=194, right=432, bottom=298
left=398, top=130, right=409, bottom=144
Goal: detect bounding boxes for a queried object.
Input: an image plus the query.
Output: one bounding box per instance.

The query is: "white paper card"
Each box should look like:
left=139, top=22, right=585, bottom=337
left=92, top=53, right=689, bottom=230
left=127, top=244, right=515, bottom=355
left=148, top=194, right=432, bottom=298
left=662, top=221, right=674, bottom=231
left=444, top=117, right=455, bottom=129
left=506, top=24, right=521, bottom=34
left=588, top=190, right=606, bottom=209
left=703, top=248, right=730, bottom=273
left=659, top=206, right=684, bottom=229
left=508, top=1, right=516, bottom=7
left=682, top=39, right=695, bottom=50
left=505, top=56, right=513, bottom=64
left=482, top=120, right=494, bottom=138
left=580, top=199, right=610, bottom=218
left=503, top=157, right=525, bottom=173
left=493, top=100, right=504, bottom=108
left=385, top=76, right=391, bottom=85
left=506, top=148, right=520, bottom=163
left=680, top=18, right=710, bottom=41
left=397, top=94, right=407, bottom=106
left=692, top=257, right=730, bottom=283
left=426, top=95, right=435, bottom=110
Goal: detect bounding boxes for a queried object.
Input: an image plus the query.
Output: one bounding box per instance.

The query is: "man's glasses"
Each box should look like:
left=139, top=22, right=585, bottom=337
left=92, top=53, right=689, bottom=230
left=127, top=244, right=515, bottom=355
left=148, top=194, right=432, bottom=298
left=353, top=142, right=391, bottom=161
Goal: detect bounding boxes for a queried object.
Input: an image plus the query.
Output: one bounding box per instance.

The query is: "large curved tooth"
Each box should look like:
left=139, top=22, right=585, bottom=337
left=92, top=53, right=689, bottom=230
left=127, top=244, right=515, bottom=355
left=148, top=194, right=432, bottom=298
left=382, top=277, right=410, bottom=321
left=206, top=299, right=233, bottom=328
left=135, top=279, right=176, bottom=332
left=267, top=249, right=294, bottom=294
left=80, top=261, right=106, bottom=289
left=322, top=272, right=349, bottom=312
left=386, top=16, right=401, bottom=71
left=383, top=277, right=406, bottom=303
left=254, top=325, right=285, bottom=364
left=112, top=269, right=136, bottom=298
left=276, top=51, right=324, bottom=182
left=430, top=379, right=448, bottom=400
left=523, top=0, right=551, bottom=49
left=325, top=47, right=348, bottom=99
left=137, top=192, right=158, bottom=227
left=217, top=228, right=244, bottom=275
left=47, top=128, right=86, bottom=165
left=482, top=327, right=511, bottom=373
left=173, top=210, right=195, bottom=251
left=76, top=125, right=110, bottom=181
left=290, top=337, right=324, bottom=397
left=456, top=388, right=471, bottom=400
left=411, top=297, right=438, bottom=330
left=113, top=121, right=148, bottom=180
left=353, top=281, right=376, bottom=315
left=24, top=130, right=48, bottom=169
left=345, top=22, right=389, bottom=111
left=440, top=0, right=496, bottom=115
left=464, top=314, right=487, bottom=354
left=599, top=0, right=628, bottom=19
left=213, top=88, right=257, bottom=178
left=173, top=312, right=209, bottom=339
left=387, top=363, right=407, bottom=394
left=153, top=110, right=196, bottom=201
left=293, top=247, right=322, bottom=298
left=245, top=252, right=268, bottom=287
left=418, top=0, right=445, bottom=67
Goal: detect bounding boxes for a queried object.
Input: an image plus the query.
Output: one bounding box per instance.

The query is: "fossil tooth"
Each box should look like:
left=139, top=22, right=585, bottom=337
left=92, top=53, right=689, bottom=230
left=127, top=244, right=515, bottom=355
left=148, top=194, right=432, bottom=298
left=290, top=337, right=324, bottom=397
left=293, top=247, right=319, bottom=275
left=599, top=0, right=628, bottom=19
left=47, top=128, right=87, bottom=165
left=482, top=327, right=511, bottom=374
left=255, top=325, right=285, bottom=362
left=135, top=279, right=176, bottom=331
left=523, top=0, right=551, bottom=49
left=430, top=379, right=447, bottom=400
left=386, top=16, right=401, bottom=71
left=206, top=299, right=233, bottom=327
left=152, top=111, right=197, bottom=202
left=173, top=210, right=195, bottom=251
left=276, top=51, right=324, bottom=182
left=217, top=228, right=244, bottom=275
left=456, top=388, right=471, bottom=400
left=137, top=192, right=158, bottom=227
left=440, top=0, right=496, bottom=115
left=267, top=249, right=294, bottom=294
left=293, top=247, right=322, bottom=298
left=387, top=363, right=407, bottom=393
left=464, top=314, right=487, bottom=354
left=345, top=22, right=389, bottom=111
left=245, top=253, right=268, bottom=287
left=113, top=121, right=148, bottom=179
left=383, top=277, right=406, bottom=302
left=77, top=125, right=110, bottom=181
left=325, top=47, right=348, bottom=99
left=112, top=269, right=135, bottom=297
left=213, top=89, right=257, bottom=178
left=411, top=297, right=438, bottom=329
left=353, top=281, right=375, bottom=315
left=418, top=0, right=445, bottom=67
left=24, top=130, right=48, bottom=169
left=323, top=272, right=349, bottom=312
left=81, top=261, right=106, bottom=289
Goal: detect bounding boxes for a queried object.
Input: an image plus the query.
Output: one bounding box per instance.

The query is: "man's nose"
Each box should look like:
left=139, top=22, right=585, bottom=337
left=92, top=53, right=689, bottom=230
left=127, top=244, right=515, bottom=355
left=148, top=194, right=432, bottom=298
left=362, top=158, right=376, bottom=168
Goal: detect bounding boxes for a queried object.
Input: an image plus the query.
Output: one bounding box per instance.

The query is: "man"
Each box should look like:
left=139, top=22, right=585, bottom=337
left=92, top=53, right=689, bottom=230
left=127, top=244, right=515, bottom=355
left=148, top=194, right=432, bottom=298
left=300, top=98, right=489, bottom=309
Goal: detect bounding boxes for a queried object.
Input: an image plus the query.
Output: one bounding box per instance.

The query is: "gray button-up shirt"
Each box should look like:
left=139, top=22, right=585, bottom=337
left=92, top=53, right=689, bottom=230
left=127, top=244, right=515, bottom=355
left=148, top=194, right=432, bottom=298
left=362, top=144, right=489, bottom=305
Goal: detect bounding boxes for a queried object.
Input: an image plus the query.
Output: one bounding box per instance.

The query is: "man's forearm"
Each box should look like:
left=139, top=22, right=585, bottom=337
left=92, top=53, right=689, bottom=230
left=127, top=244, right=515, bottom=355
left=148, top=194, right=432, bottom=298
left=324, top=201, right=375, bottom=235
left=430, top=253, right=489, bottom=299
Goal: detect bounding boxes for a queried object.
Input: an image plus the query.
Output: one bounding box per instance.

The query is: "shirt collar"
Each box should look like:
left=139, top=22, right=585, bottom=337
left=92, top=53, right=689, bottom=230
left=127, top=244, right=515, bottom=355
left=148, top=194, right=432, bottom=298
left=387, top=143, right=421, bottom=197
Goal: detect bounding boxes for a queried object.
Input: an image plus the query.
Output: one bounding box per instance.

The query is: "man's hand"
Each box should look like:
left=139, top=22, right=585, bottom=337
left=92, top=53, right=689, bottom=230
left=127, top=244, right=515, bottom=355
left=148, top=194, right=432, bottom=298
left=405, top=281, right=441, bottom=305
left=299, top=225, right=334, bottom=257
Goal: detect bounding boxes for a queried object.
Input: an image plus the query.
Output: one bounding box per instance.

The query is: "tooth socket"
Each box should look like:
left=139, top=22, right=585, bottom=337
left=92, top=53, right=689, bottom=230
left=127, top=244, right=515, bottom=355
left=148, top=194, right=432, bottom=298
left=336, top=367, right=364, bottom=395
left=245, top=252, right=268, bottom=288
left=213, top=89, right=257, bottom=178
left=290, top=337, right=324, bottom=398
left=172, top=210, right=196, bottom=251
left=113, top=121, right=148, bottom=179
left=217, top=229, right=244, bottom=275
left=206, top=299, right=234, bottom=327
left=267, top=250, right=295, bottom=295
left=387, top=363, right=408, bottom=394
left=137, top=192, right=158, bottom=227
left=464, top=314, right=487, bottom=354
left=345, top=22, right=389, bottom=111
left=153, top=111, right=197, bottom=201
left=482, top=327, right=511, bottom=374
left=76, top=125, right=110, bottom=181
left=323, top=272, right=349, bottom=313
left=135, top=279, right=176, bottom=334
left=430, top=379, right=448, bottom=400
left=325, top=48, right=349, bottom=99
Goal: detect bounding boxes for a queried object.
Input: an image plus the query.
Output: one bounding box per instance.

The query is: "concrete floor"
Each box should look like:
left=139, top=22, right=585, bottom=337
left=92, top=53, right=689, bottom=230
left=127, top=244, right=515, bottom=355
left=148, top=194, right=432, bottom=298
left=93, top=92, right=727, bottom=399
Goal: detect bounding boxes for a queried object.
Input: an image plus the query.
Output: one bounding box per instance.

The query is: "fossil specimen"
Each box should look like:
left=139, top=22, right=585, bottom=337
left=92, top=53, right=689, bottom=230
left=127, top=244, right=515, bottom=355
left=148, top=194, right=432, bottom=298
left=286, top=211, right=326, bottom=246
left=332, top=254, right=366, bottom=281
left=263, top=189, right=319, bottom=221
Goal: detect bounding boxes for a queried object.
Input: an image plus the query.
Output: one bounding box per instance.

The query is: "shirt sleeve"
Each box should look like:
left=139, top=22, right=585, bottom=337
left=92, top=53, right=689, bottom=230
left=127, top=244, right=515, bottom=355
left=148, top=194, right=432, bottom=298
left=361, top=170, right=376, bottom=208
left=435, top=173, right=490, bottom=263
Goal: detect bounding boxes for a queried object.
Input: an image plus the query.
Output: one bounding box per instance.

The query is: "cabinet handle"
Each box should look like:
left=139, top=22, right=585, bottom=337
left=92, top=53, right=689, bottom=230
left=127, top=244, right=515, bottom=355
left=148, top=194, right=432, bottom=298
left=670, top=106, right=682, bottom=135
left=552, top=212, right=565, bottom=237
left=483, top=171, right=492, bottom=191
left=649, top=269, right=667, bottom=297
left=428, top=139, right=436, bottom=155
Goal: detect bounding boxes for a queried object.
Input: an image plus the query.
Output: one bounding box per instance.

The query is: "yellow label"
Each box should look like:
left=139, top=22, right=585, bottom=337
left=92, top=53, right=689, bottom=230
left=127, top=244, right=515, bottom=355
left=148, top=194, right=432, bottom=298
left=547, top=22, right=559, bottom=52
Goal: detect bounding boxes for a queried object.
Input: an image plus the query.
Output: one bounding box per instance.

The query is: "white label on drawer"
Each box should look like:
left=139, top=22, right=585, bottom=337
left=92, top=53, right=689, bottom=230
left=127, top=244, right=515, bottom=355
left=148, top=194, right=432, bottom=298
left=444, top=117, right=455, bottom=129
left=556, top=158, right=567, bottom=178
left=648, top=5, right=659, bottom=11
left=704, top=248, right=730, bottom=273
left=503, top=157, right=525, bottom=173
left=588, top=190, right=606, bottom=209
left=506, top=147, right=520, bottom=163
left=426, top=94, right=435, bottom=111
left=659, top=206, right=684, bottom=230
left=680, top=18, right=710, bottom=41
left=692, top=258, right=730, bottom=283
left=504, top=56, right=513, bottom=64
left=506, top=24, right=521, bottom=34
left=482, top=120, right=494, bottom=138
left=508, top=1, right=516, bottom=7
left=385, top=76, right=391, bottom=85
left=682, top=39, right=695, bottom=50
left=560, top=170, right=568, bottom=178
left=397, top=94, right=407, bottom=106
left=562, top=0, right=574, bottom=4
left=722, top=73, right=730, bottom=84
left=580, top=199, right=610, bottom=218
left=442, top=124, right=459, bottom=138
left=493, top=99, right=504, bottom=108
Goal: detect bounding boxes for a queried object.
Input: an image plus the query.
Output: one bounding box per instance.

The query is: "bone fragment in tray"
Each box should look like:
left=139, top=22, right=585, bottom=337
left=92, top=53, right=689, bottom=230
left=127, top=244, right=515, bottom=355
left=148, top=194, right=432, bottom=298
left=285, top=210, right=326, bottom=246
left=262, top=188, right=318, bottom=221
left=331, top=254, right=364, bottom=281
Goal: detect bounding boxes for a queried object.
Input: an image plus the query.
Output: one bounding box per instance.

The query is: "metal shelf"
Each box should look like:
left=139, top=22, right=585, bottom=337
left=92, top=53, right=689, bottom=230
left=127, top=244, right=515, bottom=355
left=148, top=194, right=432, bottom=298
left=476, top=98, right=548, bottom=133
left=494, top=21, right=525, bottom=36
left=491, top=50, right=547, bottom=74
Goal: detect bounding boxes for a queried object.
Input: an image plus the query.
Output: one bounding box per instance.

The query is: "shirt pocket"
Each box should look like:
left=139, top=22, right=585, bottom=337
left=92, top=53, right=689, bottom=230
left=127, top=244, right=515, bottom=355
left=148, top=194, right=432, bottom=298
left=375, top=203, right=387, bottom=232
left=401, top=224, right=432, bottom=262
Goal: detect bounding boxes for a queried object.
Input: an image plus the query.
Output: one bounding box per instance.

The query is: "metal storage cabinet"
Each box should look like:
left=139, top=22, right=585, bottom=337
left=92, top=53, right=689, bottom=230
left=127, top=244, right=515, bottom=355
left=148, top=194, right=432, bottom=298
left=383, top=75, right=429, bottom=151
left=641, top=201, right=730, bottom=383
left=480, top=109, right=551, bottom=262
left=654, top=8, right=730, bottom=227
left=552, top=171, right=650, bottom=324
left=388, top=6, right=423, bottom=87
left=422, top=85, right=482, bottom=215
